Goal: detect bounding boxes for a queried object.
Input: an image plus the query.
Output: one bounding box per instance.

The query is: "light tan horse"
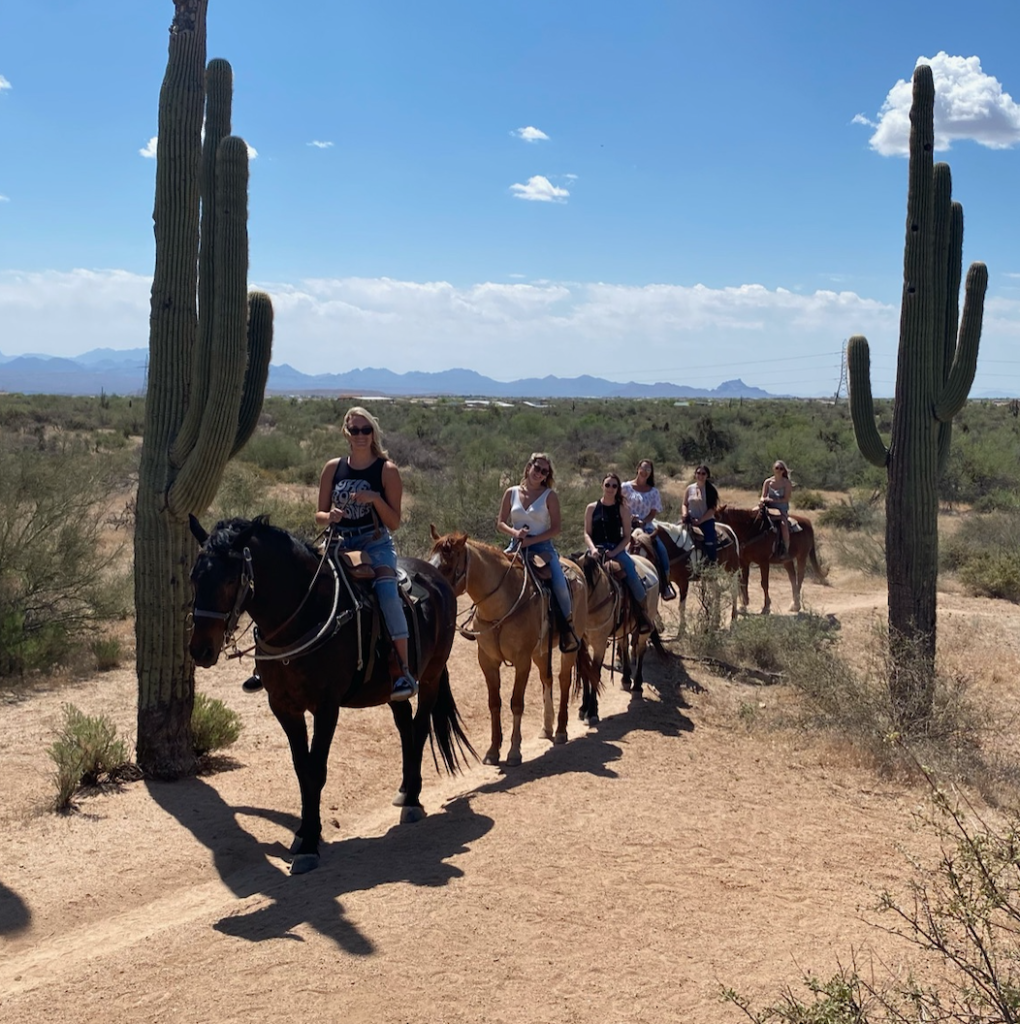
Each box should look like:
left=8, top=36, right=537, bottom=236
left=429, top=528, right=588, bottom=767
left=575, top=552, right=661, bottom=726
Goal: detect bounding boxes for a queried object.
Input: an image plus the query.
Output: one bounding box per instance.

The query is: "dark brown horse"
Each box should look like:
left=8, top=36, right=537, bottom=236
left=713, top=506, right=823, bottom=614
left=189, top=515, right=475, bottom=874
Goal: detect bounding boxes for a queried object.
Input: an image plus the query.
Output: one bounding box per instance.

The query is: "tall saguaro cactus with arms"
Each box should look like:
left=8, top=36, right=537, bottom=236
left=848, top=64, right=987, bottom=726
left=135, top=0, right=272, bottom=776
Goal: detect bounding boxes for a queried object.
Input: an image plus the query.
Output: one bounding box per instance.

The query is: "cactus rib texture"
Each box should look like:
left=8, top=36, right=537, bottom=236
left=135, top=0, right=273, bottom=776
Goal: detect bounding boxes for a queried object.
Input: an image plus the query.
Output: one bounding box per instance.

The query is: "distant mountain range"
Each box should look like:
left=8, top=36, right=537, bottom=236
left=0, top=347, right=780, bottom=399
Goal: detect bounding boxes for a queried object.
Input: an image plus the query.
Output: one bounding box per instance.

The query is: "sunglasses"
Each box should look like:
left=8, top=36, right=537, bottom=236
left=347, top=426, right=374, bottom=436
left=531, top=464, right=550, bottom=476
left=696, top=471, right=707, bottom=476
left=603, top=481, right=619, bottom=489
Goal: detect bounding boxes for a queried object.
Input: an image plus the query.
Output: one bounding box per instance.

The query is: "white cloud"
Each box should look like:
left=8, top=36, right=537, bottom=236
left=139, top=136, right=258, bottom=160
left=510, top=175, right=569, bottom=203
left=0, top=195, right=9, bottom=202
left=511, top=126, right=549, bottom=143
left=860, top=53, right=1020, bottom=156
left=0, top=75, right=11, bottom=91
left=307, top=140, right=334, bottom=149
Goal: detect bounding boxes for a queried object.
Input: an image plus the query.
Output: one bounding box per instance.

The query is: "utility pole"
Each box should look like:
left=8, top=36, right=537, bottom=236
left=834, top=339, right=848, bottom=402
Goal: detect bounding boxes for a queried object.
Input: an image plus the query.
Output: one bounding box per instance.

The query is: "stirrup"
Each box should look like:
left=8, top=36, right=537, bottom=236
left=390, top=672, right=419, bottom=702
left=558, top=628, right=581, bottom=654
left=661, top=583, right=677, bottom=601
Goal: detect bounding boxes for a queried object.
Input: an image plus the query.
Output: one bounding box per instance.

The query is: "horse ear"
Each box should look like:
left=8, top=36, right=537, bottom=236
left=189, top=514, right=208, bottom=545
left=430, top=523, right=441, bottom=541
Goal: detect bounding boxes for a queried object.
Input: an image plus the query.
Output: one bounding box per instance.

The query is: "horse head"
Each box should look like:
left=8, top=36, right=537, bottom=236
left=188, top=514, right=261, bottom=667
left=428, top=525, right=470, bottom=596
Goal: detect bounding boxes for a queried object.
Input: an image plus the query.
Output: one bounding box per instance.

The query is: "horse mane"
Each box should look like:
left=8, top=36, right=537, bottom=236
left=572, top=551, right=601, bottom=590
left=205, top=515, right=320, bottom=560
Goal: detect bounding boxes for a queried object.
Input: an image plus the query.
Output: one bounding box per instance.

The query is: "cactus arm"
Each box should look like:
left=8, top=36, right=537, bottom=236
left=167, top=134, right=250, bottom=516
left=230, top=290, right=273, bottom=459
left=847, top=335, right=889, bottom=467
left=170, top=57, right=233, bottom=469
left=934, top=262, right=987, bottom=422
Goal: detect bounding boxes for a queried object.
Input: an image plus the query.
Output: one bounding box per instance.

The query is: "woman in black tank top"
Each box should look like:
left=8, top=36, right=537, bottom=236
left=584, top=472, right=653, bottom=630
left=240, top=406, right=418, bottom=702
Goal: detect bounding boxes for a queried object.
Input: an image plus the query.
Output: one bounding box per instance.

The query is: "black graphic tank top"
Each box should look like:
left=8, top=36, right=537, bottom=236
left=330, top=457, right=386, bottom=528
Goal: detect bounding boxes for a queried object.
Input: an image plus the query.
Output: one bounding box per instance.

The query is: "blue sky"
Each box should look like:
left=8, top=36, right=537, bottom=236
left=1, top=0, right=1018, bottom=396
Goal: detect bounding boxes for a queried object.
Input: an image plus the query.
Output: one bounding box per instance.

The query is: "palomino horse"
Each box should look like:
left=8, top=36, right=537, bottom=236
left=189, top=516, right=474, bottom=874
left=428, top=528, right=587, bottom=767
left=641, top=524, right=741, bottom=627
left=575, top=552, right=661, bottom=726
left=713, top=506, right=823, bottom=614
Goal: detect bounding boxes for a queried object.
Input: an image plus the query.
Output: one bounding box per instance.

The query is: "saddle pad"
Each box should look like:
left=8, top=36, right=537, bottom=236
left=762, top=508, right=801, bottom=532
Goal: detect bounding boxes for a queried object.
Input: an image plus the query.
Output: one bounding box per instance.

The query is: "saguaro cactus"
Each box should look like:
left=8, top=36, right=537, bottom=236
left=848, top=64, right=987, bottom=725
left=134, top=0, right=272, bottom=776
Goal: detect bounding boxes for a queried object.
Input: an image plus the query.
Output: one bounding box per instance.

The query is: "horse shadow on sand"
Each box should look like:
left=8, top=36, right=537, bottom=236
left=0, top=880, right=31, bottom=937
left=146, top=777, right=493, bottom=955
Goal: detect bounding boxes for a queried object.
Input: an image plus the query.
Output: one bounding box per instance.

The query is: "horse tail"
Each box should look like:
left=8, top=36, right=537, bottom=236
left=572, top=642, right=601, bottom=700
left=428, top=667, right=478, bottom=774
left=808, top=536, right=828, bottom=584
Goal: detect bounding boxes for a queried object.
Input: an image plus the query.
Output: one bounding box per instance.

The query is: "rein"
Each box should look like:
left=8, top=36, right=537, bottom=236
left=457, top=544, right=538, bottom=640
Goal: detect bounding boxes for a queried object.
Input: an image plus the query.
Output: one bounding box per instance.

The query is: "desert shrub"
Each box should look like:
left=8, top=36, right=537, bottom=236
left=794, top=489, right=826, bottom=510
left=237, top=429, right=305, bottom=473
left=818, top=494, right=878, bottom=531
left=973, top=488, right=1020, bottom=513
left=49, top=703, right=131, bottom=811
left=191, top=692, right=242, bottom=756
left=0, top=444, right=126, bottom=678
left=678, top=563, right=742, bottom=657
left=210, top=463, right=316, bottom=540
left=90, top=636, right=122, bottom=671
left=941, top=511, right=1020, bottom=601
left=825, top=525, right=886, bottom=577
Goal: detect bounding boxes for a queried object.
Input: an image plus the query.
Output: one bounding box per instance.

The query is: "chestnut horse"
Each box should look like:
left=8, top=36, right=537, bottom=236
left=574, top=552, right=661, bottom=726
left=713, top=506, right=823, bottom=613
left=428, top=528, right=587, bottom=767
left=189, top=516, right=474, bottom=874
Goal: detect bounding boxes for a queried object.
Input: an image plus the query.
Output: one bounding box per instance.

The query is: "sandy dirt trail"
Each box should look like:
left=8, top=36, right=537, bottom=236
left=2, top=564, right=1019, bottom=1024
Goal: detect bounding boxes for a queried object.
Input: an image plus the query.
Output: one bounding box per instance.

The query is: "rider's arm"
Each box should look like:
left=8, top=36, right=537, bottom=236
left=368, top=461, right=403, bottom=531
left=608, top=510, right=633, bottom=559
left=496, top=488, right=521, bottom=540
left=315, top=459, right=342, bottom=527
left=584, top=502, right=599, bottom=554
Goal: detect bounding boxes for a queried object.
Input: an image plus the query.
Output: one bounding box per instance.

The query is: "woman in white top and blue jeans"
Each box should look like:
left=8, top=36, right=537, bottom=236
left=497, top=452, right=580, bottom=653
left=621, top=459, right=677, bottom=600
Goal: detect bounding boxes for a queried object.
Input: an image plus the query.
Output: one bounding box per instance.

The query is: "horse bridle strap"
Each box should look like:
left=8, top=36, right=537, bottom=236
left=193, top=547, right=255, bottom=641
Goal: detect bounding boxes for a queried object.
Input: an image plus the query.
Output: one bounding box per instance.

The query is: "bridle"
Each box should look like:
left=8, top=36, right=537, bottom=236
left=192, top=546, right=255, bottom=644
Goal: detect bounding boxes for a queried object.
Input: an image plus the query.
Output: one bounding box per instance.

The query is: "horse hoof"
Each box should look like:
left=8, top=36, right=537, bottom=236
left=540, top=728, right=553, bottom=741
left=392, top=789, right=407, bottom=807
left=553, top=732, right=568, bottom=745
left=483, top=752, right=500, bottom=766
left=400, top=805, right=427, bottom=824
left=506, top=752, right=523, bottom=767
left=290, top=853, right=320, bottom=875
left=289, top=835, right=303, bottom=854
left=586, top=714, right=600, bottom=727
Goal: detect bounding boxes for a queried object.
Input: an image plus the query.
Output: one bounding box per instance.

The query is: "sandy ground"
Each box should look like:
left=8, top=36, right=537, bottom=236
left=2, top=554, right=1020, bottom=1024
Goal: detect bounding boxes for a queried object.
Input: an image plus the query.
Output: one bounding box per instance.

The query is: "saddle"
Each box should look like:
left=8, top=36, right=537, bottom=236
left=759, top=506, right=801, bottom=532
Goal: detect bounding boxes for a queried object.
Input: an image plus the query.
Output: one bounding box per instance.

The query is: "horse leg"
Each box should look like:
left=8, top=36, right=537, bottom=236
left=506, top=659, right=532, bottom=767
left=277, top=703, right=339, bottom=875
left=739, top=562, right=751, bottom=614
left=554, top=652, right=573, bottom=745
left=539, top=655, right=555, bottom=742
left=759, top=560, right=771, bottom=615
left=478, top=649, right=504, bottom=766
left=621, top=634, right=633, bottom=691
left=630, top=634, right=643, bottom=694
left=389, top=698, right=418, bottom=810
left=787, top=555, right=804, bottom=612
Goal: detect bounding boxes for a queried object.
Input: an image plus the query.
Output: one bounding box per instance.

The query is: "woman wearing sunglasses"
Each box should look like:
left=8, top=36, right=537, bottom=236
left=621, top=458, right=676, bottom=600
left=496, top=452, right=580, bottom=652
left=584, top=472, right=654, bottom=634
left=243, top=406, right=417, bottom=701
left=682, top=464, right=719, bottom=564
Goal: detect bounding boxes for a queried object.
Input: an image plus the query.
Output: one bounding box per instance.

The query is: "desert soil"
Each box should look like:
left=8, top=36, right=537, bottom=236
left=2, top=553, right=1020, bottom=1024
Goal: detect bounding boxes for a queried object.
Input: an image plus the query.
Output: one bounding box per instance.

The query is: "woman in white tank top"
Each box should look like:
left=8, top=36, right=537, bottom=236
left=496, top=452, right=579, bottom=652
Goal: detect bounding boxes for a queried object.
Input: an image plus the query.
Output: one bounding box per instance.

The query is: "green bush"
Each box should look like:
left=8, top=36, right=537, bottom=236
left=48, top=703, right=131, bottom=811
left=818, top=496, right=877, bottom=531
left=191, top=692, right=242, bottom=756
left=941, top=510, right=1020, bottom=601
left=0, top=443, right=126, bottom=679
left=90, top=636, right=122, bottom=671
left=794, top=489, right=826, bottom=510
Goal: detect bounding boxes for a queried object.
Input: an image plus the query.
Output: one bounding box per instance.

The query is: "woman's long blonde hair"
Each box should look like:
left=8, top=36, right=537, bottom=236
left=343, top=406, right=389, bottom=460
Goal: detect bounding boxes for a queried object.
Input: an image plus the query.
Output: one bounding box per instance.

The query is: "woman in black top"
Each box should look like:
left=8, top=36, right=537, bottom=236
left=241, top=406, right=417, bottom=701
left=584, top=472, right=654, bottom=634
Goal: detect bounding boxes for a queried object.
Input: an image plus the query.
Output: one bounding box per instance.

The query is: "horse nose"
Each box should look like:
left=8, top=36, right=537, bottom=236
left=189, top=637, right=220, bottom=668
